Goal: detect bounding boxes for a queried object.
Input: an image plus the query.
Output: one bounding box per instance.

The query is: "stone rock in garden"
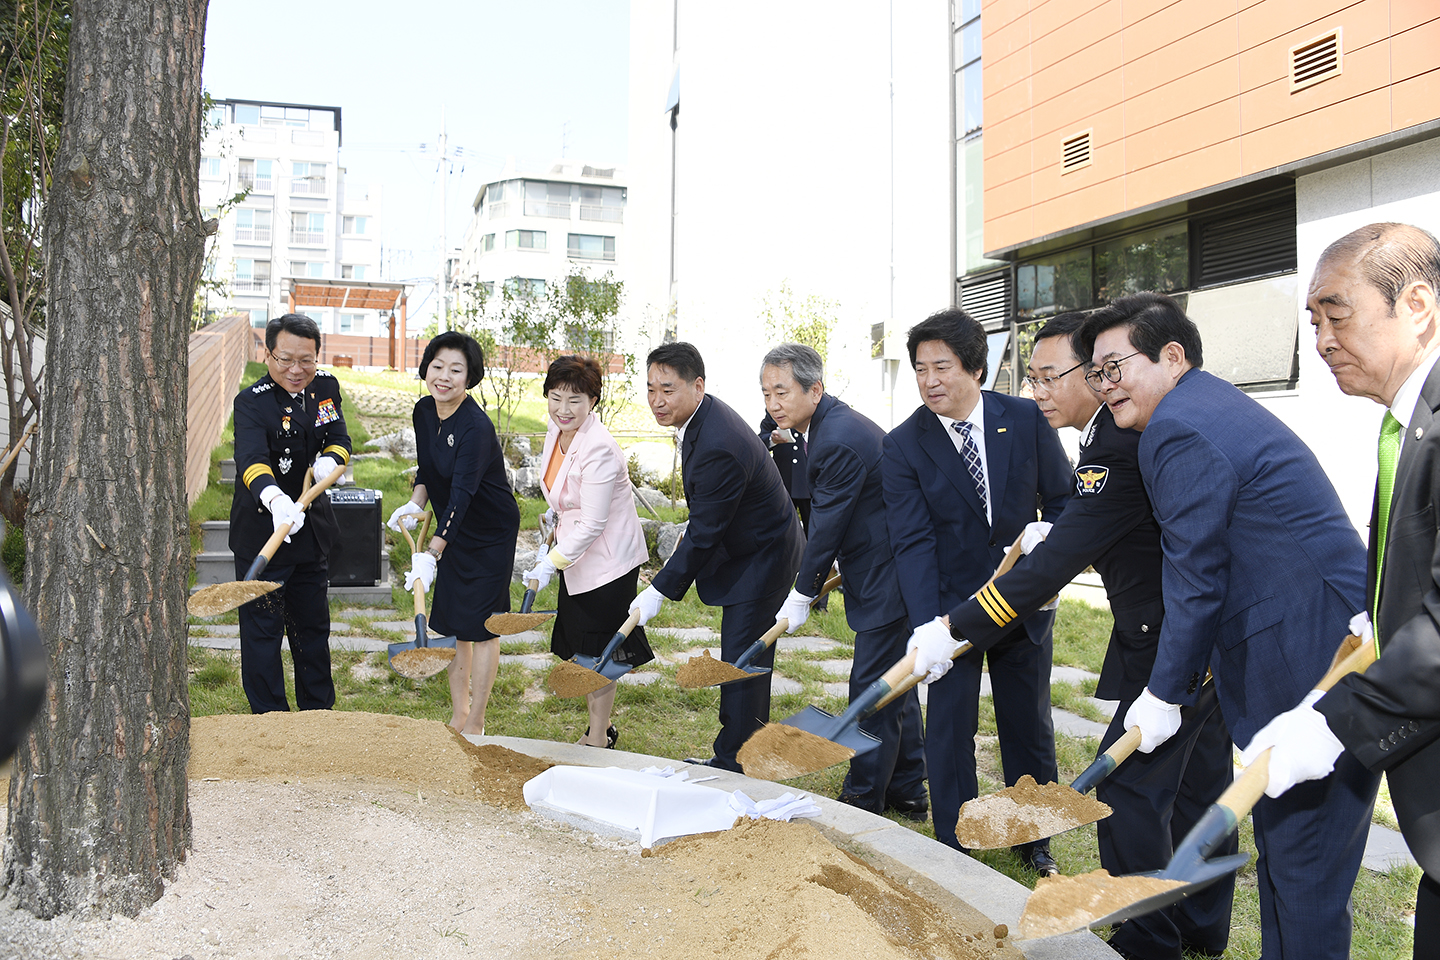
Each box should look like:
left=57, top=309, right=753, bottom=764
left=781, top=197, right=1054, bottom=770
left=508, top=464, right=544, bottom=499
left=657, top=521, right=687, bottom=563
left=371, top=427, right=417, bottom=460
left=635, top=485, right=680, bottom=512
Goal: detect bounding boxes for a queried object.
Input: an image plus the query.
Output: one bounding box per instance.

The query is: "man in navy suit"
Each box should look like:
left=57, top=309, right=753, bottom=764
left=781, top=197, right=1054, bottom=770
left=760, top=343, right=928, bottom=818
left=1251, top=223, right=1440, bottom=960
left=883, top=308, right=1071, bottom=870
left=1080, top=292, right=1378, bottom=960
left=632, top=342, right=805, bottom=772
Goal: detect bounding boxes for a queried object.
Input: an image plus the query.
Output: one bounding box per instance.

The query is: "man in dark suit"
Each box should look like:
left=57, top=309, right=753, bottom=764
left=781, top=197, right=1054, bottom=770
left=632, top=342, right=805, bottom=771
left=760, top=343, right=928, bottom=818
left=883, top=308, right=1071, bottom=870
left=1251, top=223, right=1440, bottom=960
left=230, top=313, right=351, bottom=714
left=1080, top=292, right=1378, bottom=960
left=759, top=411, right=811, bottom=531
left=939, top=312, right=1234, bottom=958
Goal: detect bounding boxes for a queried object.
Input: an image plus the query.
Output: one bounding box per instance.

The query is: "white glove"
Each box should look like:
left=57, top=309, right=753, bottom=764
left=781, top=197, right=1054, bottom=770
left=538, top=508, right=558, bottom=542
left=404, top=552, right=437, bottom=592
left=1020, top=521, right=1053, bottom=555
left=523, top=553, right=557, bottom=591
left=1349, top=611, right=1373, bottom=644
left=1124, top=688, right=1183, bottom=753
left=1240, top=691, right=1345, bottom=798
left=387, top=501, right=423, bottom=532
left=776, top=588, right=814, bottom=634
left=629, top=585, right=666, bottom=626
left=533, top=542, right=551, bottom=566
left=260, top=487, right=305, bottom=542
left=907, top=617, right=961, bottom=684
left=313, top=455, right=341, bottom=481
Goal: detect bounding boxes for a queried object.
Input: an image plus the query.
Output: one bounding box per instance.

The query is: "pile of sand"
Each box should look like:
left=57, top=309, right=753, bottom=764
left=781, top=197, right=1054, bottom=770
left=737, top=722, right=856, bottom=781
left=1020, top=868, right=1184, bottom=939
left=955, top=774, right=1112, bottom=849
left=675, top=650, right=750, bottom=688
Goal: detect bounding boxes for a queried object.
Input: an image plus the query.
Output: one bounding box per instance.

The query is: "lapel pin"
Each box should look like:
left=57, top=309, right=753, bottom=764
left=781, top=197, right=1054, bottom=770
left=996, top=427, right=1007, bottom=434
left=1416, top=428, right=1424, bottom=440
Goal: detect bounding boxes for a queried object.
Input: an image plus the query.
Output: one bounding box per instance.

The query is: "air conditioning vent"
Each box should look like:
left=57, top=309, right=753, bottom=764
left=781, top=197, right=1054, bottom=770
left=1290, top=29, right=1342, bottom=91
left=1062, top=129, right=1093, bottom=174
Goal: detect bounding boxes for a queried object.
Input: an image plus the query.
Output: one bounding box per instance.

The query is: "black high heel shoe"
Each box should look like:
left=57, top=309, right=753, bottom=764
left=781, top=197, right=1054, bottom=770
left=584, top=725, right=619, bottom=749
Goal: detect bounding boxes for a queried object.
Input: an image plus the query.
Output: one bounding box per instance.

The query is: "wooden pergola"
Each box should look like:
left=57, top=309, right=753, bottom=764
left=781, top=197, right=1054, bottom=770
left=283, top=277, right=411, bottom=371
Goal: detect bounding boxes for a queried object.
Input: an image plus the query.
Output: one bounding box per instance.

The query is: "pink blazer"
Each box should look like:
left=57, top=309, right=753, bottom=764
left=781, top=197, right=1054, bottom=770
left=539, top=414, right=649, bottom=594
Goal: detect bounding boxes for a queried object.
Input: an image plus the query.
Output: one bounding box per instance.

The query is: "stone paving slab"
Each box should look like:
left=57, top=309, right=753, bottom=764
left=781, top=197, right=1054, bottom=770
left=776, top=636, right=841, bottom=652
left=1051, top=708, right=1109, bottom=739
left=818, top=659, right=853, bottom=676
left=618, top=671, right=663, bottom=686
left=647, top=627, right=717, bottom=642
left=770, top=676, right=803, bottom=695
left=1088, top=698, right=1119, bottom=719
left=188, top=634, right=391, bottom=653
left=499, top=654, right=554, bottom=671
left=370, top=620, right=418, bottom=634
left=1051, top=665, right=1100, bottom=685
left=821, top=682, right=849, bottom=698
left=1364, top=823, right=1418, bottom=873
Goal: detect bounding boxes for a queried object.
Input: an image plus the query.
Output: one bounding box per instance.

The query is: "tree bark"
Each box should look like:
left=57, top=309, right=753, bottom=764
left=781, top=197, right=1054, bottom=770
left=4, top=0, right=208, bottom=918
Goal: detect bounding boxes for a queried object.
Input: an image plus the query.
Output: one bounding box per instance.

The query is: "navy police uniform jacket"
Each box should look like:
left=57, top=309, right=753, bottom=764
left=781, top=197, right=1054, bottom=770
left=793, top=394, right=905, bottom=632
left=228, top=370, right=352, bottom=566
left=949, top=405, right=1163, bottom=700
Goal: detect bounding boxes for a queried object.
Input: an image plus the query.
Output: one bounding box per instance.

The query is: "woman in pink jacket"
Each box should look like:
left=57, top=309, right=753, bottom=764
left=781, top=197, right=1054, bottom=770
left=524, top=355, right=652, bottom=748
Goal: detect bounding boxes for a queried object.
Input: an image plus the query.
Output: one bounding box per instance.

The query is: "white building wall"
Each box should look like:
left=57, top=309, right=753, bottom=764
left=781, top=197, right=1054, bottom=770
left=628, top=1, right=952, bottom=431
left=1287, top=136, right=1440, bottom=531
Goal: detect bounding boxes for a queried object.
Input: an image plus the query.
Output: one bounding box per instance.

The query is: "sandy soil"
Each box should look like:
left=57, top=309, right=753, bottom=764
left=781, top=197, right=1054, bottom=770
left=0, top=712, right=1021, bottom=960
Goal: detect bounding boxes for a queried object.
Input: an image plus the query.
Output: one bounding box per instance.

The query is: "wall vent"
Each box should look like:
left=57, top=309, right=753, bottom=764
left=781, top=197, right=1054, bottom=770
left=1290, top=29, right=1342, bottom=92
left=1061, top=129, right=1092, bottom=174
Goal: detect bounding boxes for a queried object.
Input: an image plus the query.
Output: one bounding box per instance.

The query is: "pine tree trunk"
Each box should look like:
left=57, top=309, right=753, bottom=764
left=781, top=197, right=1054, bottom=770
left=3, top=0, right=209, bottom=919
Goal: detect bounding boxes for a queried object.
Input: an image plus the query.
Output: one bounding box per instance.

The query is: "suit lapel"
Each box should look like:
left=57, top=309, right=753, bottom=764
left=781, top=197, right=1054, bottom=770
left=1380, top=366, right=1440, bottom=615
left=984, top=392, right=1011, bottom=517
left=679, top=395, right=712, bottom=499
left=917, top=410, right=987, bottom=523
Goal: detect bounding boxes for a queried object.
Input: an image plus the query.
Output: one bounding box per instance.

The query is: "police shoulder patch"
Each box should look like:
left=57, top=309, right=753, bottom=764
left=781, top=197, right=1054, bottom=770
left=1075, top=464, right=1109, bottom=496
left=251, top=381, right=272, bottom=394
left=314, top=369, right=335, bottom=379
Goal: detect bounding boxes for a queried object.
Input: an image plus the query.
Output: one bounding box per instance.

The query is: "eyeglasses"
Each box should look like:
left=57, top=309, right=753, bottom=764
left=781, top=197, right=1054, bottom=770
left=1022, top=360, right=1084, bottom=391
left=270, top=353, right=317, bottom=371
left=1084, top=352, right=1143, bottom=388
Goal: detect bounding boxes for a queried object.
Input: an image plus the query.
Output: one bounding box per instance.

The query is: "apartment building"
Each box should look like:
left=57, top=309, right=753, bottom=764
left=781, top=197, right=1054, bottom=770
left=199, top=98, right=385, bottom=336
left=453, top=160, right=626, bottom=327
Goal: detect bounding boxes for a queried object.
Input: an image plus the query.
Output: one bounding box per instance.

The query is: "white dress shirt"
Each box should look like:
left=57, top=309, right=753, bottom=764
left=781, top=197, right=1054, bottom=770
left=936, top=401, right=991, bottom=525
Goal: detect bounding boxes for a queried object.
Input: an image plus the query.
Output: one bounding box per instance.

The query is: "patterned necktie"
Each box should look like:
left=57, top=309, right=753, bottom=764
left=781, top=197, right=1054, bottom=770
left=1374, top=411, right=1402, bottom=616
left=952, top=420, right=988, bottom=512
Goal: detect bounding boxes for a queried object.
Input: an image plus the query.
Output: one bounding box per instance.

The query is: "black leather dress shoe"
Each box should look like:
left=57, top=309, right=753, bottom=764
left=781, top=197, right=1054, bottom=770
left=885, top=796, right=930, bottom=822
left=1018, top=847, right=1060, bottom=876
left=684, top=757, right=717, bottom=767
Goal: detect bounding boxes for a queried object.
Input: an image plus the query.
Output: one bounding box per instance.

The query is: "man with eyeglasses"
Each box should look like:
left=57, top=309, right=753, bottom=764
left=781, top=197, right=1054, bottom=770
left=230, top=313, right=351, bottom=714
left=882, top=307, right=1071, bottom=870
left=1078, top=292, right=1377, bottom=960
left=927, top=311, right=1234, bottom=959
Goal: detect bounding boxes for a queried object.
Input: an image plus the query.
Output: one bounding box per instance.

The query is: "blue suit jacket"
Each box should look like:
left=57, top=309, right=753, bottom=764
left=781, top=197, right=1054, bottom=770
left=793, top=394, right=906, bottom=632
left=882, top=391, right=1071, bottom=635
left=1140, top=368, right=1368, bottom=747
left=652, top=393, right=805, bottom=606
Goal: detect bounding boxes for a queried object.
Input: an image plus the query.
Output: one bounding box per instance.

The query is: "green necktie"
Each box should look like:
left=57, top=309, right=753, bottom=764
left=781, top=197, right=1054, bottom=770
left=1374, top=411, right=1402, bottom=618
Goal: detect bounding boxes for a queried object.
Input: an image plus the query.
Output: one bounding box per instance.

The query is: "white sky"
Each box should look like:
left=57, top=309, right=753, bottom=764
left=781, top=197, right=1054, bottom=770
left=201, top=0, right=630, bottom=321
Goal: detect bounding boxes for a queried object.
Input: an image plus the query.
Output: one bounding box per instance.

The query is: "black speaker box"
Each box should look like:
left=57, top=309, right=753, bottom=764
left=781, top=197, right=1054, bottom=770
left=326, top=487, right=383, bottom=586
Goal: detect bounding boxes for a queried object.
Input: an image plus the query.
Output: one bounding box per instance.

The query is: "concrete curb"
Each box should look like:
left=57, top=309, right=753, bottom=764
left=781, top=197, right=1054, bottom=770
left=470, top=734, right=1117, bottom=959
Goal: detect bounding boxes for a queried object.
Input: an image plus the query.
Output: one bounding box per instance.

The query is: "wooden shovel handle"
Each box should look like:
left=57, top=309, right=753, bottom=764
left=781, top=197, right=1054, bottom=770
left=616, top=608, right=641, bottom=639
left=1218, top=632, right=1376, bottom=819
left=758, top=573, right=845, bottom=650
left=1105, top=726, right=1143, bottom=764
left=253, top=461, right=350, bottom=565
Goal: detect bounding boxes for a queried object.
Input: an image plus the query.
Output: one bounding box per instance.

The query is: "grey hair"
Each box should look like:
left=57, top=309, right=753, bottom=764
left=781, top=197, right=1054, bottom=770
left=760, top=343, right=825, bottom=391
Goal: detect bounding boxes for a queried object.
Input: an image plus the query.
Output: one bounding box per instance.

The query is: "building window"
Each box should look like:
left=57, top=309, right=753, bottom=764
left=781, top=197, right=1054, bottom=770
left=1017, top=247, right=1093, bottom=320
left=200, top=157, right=223, bottom=179
left=1094, top=222, right=1189, bottom=302
left=565, top=323, right=616, bottom=353
left=237, top=158, right=272, bottom=192
left=340, top=264, right=367, bottom=280
left=504, top=277, right=546, bottom=299
left=248, top=307, right=268, bottom=328
left=290, top=261, right=325, bottom=278
left=955, top=0, right=982, bottom=137
left=291, top=161, right=327, bottom=195
left=505, top=229, right=546, bottom=250
left=567, top=234, right=615, bottom=261
left=290, top=212, right=326, bottom=245
left=339, top=312, right=364, bottom=333
left=234, top=103, right=260, bottom=125
left=479, top=281, right=495, bottom=297
left=579, top=185, right=625, bottom=222
left=342, top=215, right=368, bottom=236
left=234, top=259, right=270, bottom=294
left=487, top=180, right=512, bottom=219
left=524, top=180, right=574, bottom=218
left=234, top=208, right=272, bottom=243
left=481, top=233, right=495, bottom=253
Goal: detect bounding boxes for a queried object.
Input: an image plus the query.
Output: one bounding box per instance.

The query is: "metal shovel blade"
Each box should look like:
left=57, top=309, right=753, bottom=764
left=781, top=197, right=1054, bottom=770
left=782, top=704, right=882, bottom=758
left=387, top=612, right=457, bottom=679
left=1086, top=853, right=1252, bottom=931
left=570, top=652, right=634, bottom=681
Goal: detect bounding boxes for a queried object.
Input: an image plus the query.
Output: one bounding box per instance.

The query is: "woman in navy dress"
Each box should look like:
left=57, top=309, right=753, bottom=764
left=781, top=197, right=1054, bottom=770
left=387, top=332, right=519, bottom=733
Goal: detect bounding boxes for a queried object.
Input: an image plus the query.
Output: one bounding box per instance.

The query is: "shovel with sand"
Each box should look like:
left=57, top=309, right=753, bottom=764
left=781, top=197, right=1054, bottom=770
left=188, top=461, right=348, bottom=618
left=547, top=608, right=644, bottom=698
left=386, top=513, right=460, bottom=679
left=954, top=678, right=1219, bottom=849
left=1018, top=631, right=1378, bottom=941
left=675, top=572, right=843, bottom=689
left=738, top=535, right=1030, bottom=781
left=485, top=527, right=560, bottom=636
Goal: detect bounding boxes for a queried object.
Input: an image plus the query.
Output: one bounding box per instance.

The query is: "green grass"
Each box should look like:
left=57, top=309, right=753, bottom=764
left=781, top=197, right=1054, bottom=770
left=185, top=368, right=1418, bottom=960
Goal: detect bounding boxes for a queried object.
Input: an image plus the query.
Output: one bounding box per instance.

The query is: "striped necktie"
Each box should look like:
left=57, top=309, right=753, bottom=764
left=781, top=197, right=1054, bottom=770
left=952, top=420, right=987, bottom=512
left=1374, top=411, right=1402, bottom=618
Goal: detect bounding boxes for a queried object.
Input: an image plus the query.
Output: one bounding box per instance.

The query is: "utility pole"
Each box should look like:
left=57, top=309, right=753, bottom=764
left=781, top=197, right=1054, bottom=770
left=438, top=110, right=449, bottom=332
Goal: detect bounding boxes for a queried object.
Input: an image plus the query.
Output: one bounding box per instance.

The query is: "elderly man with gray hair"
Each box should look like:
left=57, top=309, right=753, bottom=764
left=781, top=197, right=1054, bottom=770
left=761, top=344, right=928, bottom=817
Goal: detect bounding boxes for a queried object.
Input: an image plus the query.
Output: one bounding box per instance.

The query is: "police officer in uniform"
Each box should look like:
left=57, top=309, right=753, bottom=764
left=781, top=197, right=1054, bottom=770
left=916, top=313, right=1234, bottom=958
left=230, top=313, right=351, bottom=714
